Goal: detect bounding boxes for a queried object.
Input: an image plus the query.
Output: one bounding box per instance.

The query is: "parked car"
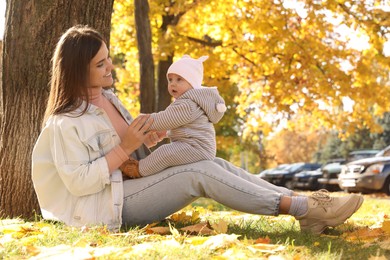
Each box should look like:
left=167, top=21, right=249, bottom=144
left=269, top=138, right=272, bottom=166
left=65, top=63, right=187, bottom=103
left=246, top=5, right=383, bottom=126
left=338, top=146, right=390, bottom=195
left=318, top=150, right=379, bottom=191
left=347, top=149, right=381, bottom=161
left=317, top=159, right=346, bottom=191
left=258, top=164, right=290, bottom=179
left=292, top=168, right=323, bottom=190
left=292, top=159, right=343, bottom=191
left=261, top=162, right=322, bottom=189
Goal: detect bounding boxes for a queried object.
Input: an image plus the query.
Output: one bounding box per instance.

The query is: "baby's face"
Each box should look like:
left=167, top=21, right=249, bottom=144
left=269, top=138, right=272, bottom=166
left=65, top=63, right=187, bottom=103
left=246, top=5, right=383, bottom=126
left=167, top=73, right=193, bottom=99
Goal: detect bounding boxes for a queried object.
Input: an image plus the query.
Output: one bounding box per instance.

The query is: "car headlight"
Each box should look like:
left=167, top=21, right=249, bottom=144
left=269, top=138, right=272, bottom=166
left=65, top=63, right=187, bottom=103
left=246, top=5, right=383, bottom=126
left=365, top=164, right=384, bottom=175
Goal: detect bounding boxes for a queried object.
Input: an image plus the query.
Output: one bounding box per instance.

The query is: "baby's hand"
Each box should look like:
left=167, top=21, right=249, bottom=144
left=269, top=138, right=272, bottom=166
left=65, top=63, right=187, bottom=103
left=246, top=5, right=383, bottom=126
left=144, top=130, right=167, bottom=148
left=156, top=130, right=168, bottom=140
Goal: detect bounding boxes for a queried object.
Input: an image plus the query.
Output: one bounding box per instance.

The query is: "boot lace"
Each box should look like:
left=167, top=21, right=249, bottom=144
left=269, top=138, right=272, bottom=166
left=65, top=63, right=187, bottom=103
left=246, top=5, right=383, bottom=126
left=311, top=189, right=333, bottom=211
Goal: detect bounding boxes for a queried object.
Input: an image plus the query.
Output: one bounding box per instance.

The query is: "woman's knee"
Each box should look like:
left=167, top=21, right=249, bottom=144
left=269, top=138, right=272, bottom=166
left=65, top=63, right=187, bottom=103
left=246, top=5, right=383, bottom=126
left=213, top=157, right=226, bottom=165
left=187, top=160, right=221, bottom=172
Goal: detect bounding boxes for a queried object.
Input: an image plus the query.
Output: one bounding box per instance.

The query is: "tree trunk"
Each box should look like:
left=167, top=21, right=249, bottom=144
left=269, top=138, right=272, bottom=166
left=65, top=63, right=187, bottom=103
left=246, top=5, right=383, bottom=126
left=156, top=8, right=187, bottom=112
left=157, top=57, right=173, bottom=112
left=134, top=0, right=155, bottom=113
left=0, top=0, right=114, bottom=219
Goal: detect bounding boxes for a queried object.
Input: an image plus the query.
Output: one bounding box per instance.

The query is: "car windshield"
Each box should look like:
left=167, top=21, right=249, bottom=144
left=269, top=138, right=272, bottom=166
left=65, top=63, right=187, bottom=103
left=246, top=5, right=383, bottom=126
left=347, top=151, right=378, bottom=162
left=375, top=145, right=390, bottom=157
left=275, top=164, right=289, bottom=170
left=287, top=163, right=304, bottom=171
left=322, top=162, right=342, bottom=170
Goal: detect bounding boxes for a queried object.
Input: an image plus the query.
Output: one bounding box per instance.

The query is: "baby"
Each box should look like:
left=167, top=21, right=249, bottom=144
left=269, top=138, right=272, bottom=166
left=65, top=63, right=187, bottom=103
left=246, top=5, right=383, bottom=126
left=120, top=55, right=226, bottom=177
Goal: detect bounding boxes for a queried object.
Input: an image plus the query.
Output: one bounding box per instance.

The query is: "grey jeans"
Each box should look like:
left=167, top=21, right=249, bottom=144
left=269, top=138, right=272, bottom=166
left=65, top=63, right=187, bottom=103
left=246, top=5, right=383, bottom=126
left=122, top=157, right=293, bottom=226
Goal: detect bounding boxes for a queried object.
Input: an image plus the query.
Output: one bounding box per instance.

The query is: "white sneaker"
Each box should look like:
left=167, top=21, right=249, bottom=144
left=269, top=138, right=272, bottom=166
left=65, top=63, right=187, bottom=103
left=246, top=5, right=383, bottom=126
left=296, top=189, right=364, bottom=234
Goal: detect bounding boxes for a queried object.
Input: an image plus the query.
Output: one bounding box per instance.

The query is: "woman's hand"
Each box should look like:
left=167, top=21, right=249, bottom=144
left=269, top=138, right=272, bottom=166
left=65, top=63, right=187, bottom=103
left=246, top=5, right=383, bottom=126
left=120, top=114, right=154, bottom=155
left=144, top=130, right=167, bottom=148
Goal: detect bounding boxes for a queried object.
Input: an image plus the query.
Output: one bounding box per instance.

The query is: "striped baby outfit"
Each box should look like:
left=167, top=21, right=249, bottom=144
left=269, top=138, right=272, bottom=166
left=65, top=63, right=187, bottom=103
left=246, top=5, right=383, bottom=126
left=139, top=87, right=226, bottom=176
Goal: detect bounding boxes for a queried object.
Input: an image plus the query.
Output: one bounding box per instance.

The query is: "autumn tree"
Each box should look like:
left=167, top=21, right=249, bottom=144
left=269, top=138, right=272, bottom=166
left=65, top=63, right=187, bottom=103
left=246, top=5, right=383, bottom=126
left=0, top=0, right=114, bottom=218
left=111, top=0, right=390, bottom=171
left=111, top=0, right=204, bottom=114
left=265, top=118, right=329, bottom=164
left=112, top=0, right=390, bottom=137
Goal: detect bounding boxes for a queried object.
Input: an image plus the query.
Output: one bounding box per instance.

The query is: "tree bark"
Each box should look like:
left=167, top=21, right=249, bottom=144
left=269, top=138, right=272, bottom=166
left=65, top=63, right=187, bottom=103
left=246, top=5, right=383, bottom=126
left=157, top=57, right=173, bottom=111
left=134, top=0, right=155, bottom=113
left=155, top=8, right=187, bottom=112
left=0, top=0, right=114, bottom=219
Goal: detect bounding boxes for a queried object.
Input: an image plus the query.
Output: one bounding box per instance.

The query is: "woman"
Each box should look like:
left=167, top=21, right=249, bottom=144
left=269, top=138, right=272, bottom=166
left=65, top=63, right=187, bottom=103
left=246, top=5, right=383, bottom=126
left=32, top=25, right=363, bottom=234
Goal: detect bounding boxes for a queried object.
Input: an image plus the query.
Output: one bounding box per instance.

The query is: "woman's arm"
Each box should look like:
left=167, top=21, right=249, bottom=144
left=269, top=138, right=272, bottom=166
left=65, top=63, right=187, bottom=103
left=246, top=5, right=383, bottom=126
left=49, top=115, right=153, bottom=196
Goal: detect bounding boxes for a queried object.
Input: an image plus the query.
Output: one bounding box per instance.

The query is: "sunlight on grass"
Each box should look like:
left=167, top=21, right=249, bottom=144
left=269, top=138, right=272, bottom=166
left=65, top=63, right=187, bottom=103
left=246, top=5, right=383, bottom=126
left=0, top=193, right=389, bottom=259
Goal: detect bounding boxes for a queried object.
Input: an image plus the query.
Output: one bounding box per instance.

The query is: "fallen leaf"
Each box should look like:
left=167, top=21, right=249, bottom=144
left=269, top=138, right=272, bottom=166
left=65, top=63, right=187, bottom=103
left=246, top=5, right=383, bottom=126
left=221, top=247, right=251, bottom=259
left=381, top=220, right=390, bottom=234
left=254, top=236, right=271, bottom=244
left=200, top=234, right=240, bottom=250
left=25, top=245, right=41, bottom=256
left=170, top=212, right=188, bottom=223
left=185, top=236, right=210, bottom=246
left=191, top=211, right=201, bottom=223
left=181, top=222, right=214, bottom=235
left=168, top=222, right=181, bottom=238
left=248, top=243, right=286, bottom=254
left=210, top=220, right=228, bottom=234
left=145, top=226, right=171, bottom=235
left=73, top=238, right=92, bottom=247
left=343, top=226, right=386, bottom=242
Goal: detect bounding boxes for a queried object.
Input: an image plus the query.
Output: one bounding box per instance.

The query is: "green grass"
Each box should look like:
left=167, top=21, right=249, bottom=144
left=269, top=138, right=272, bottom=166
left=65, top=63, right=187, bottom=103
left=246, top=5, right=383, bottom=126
left=0, top=193, right=389, bottom=259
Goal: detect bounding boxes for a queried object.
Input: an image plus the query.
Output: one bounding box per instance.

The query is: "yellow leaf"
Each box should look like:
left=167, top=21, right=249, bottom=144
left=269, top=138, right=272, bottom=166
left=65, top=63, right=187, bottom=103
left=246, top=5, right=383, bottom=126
left=191, top=211, right=201, bottom=223
left=343, top=227, right=386, bottom=242
left=186, top=236, right=210, bottom=246
left=169, top=210, right=201, bottom=225
left=24, top=245, right=41, bottom=256
left=170, top=211, right=188, bottom=222
left=168, top=222, right=181, bottom=238
left=73, top=238, right=93, bottom=247
left=381, top=220, right=390, bottom=234
left=210, top=220, right=228, bottom=234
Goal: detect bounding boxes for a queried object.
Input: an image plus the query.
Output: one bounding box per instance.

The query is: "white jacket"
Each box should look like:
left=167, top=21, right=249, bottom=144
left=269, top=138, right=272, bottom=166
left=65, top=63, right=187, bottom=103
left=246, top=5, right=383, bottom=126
left=32, top=89, right=148, bottom=230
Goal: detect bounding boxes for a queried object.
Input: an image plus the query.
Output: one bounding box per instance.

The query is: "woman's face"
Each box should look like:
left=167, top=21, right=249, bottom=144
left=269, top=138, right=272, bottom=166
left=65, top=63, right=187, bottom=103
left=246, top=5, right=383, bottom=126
left=89, top=42, right=114, bottom=88
left=167, top=73, right=193, bottom=99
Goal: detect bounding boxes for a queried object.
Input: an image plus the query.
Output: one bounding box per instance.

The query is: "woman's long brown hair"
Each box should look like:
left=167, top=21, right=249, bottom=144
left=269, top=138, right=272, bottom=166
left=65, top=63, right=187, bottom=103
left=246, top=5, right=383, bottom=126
left=42, top=25, right=105, bottom=126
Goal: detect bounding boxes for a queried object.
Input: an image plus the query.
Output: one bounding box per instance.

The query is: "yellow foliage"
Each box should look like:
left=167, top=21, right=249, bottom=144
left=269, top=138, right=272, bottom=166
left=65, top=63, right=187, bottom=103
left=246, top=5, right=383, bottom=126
left=111, top=0, right=390, bottom=148
left=266, top=117, right=328, bottom=164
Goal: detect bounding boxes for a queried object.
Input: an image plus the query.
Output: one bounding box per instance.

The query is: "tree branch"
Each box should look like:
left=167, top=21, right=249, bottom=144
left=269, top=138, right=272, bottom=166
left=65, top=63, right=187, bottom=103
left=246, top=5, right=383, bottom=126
left=185, top=35, right=223, bottom=47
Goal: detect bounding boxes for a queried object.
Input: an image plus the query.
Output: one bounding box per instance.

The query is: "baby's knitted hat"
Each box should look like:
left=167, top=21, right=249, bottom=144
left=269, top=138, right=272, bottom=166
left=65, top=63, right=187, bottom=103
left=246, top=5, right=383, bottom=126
left=167, top=55, right=208, bottom=89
